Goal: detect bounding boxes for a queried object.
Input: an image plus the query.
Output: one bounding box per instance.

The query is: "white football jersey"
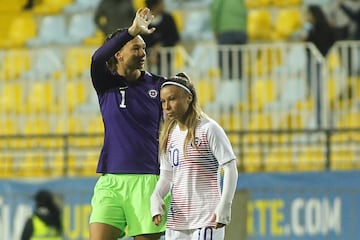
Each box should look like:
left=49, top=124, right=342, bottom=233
left=160, top=117, right=236, bottom=230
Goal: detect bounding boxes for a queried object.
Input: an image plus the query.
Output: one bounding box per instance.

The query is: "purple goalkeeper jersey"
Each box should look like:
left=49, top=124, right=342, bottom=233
left=90, top=30, right=165, bottom=174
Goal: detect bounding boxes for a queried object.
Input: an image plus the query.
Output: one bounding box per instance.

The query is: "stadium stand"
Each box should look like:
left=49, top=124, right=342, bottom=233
left=0, top=0, right=359, bottom=179
left=0, top=13, right=37, bottom=48
left=247, top=9, right=272, bottom=42
left=64, top=12, right=97, bottom=45
left=272, top=7, right=303, bottom=41
left=31, top=0, right=73, bottom=15
left=245, top=0, right=271, bottom=8
left=0, top=48, right=32, bottom=80
left=63, top=0, right=101, bottom=14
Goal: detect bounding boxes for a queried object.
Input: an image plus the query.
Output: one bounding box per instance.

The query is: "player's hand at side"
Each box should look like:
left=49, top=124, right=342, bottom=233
left=152, top=214, right=163, bottom=226
left=128, top=8, right=156, bottom=36
left=150, top=194, right=166, bottom=226
left=215, top=222, right=226, bottom=229
left=211, top=214, right=226, bottom=229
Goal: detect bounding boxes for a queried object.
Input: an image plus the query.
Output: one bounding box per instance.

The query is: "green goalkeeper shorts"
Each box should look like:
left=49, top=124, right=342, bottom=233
left=89, top=173, right=170, bottom=237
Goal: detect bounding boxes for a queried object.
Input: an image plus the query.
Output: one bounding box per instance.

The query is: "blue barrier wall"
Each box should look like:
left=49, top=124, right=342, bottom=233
left=0, top=171, right=359, bottom=240
left=236, top=171, right=360, bottom=240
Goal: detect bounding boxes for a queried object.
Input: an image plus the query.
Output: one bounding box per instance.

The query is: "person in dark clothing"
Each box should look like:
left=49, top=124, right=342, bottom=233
left=338, top=0, right=360, bottom=40
left=23, top=0, right=35, bottom=10
left=302, top=5, right=337, bottom=127
left=141, top=0, right=180, bottom=75
left=88, top=7, right=169, bottom=240
left=94, top=0, right=135, bottom=36
left=304, top=5, right=337, bottom=57
left=337, top=0, right=360, bottom=76
left=21, top=189, right=62, bottom=240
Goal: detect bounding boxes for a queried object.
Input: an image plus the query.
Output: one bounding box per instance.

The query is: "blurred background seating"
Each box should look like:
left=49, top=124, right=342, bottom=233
left=0, top=0, right=359, bottom=179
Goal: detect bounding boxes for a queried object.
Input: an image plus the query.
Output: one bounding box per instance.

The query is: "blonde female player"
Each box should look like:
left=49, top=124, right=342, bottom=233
left=150, top=73, right=238, bottom=240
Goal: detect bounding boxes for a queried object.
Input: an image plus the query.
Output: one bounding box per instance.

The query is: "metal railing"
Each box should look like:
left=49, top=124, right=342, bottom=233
left=0, top=127, right=359, bottom=178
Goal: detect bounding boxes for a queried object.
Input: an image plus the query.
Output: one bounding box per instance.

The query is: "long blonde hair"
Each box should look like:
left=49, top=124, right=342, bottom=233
left=159, top=72, right=206, bottom=154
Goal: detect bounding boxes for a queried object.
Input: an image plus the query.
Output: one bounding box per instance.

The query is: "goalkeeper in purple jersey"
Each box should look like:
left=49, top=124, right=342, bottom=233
left=89, top=8, right=168, bottom=240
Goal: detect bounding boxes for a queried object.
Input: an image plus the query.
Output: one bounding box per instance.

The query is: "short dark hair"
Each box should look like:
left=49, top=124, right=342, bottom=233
left=34, top=189, right=54, bottom=206
left=105, top=28, right=127, bottom=73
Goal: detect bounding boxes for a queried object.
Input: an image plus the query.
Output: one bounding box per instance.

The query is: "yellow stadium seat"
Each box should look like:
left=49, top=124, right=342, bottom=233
left=279, top=113, right=305, bottom=129
left=331, top=147, right=359, bottom=170
left=295, top=146, right=326, bottom=171
left=54, top=116, right=84, bottom=134
left=238, top=101, right=262, bottom=112
left=69, top=136, right=90, bottom=148
left=241, top=147, right=263, bottom=172
left=171, top=10, right=184, bottom=32
left=8, top=137, right=29, bottom=149
left=82, top=152, right=99, bottom=177
left=88, top=135, right=103, bottom=148
left=25, top=81, right=54, bottom=113
left=245, top=0, right=271, bottom=8
left=65, top=47, right=93, bottom=79
left=38, top=135, right=64, bottom=148
left=331, top=133, right=351, bottom=143
left=196, top=79, right=215, bottom=106
left=272, top=8, right=302, bottom=41
left=250, top=79, right=275, bottom=108
left=327, top=50, right=341, bottom=74
left=0, top=137, right=6, bottom=149
left=21, top=153, right=47, bottom=177
left=22, top=118, right=51, bottom=148
left=87, top=115, right=104, bottom=134
left=247, top=9, right=272, bottom=41
left=0, top=118, right=19, bottom=135
left=327, top=78, right=338, bottom=104
left=0, top=13, right=37, bottom=48
left=217, top=112, right=243, bottom=131
left=65, top=81, right=88, bottom=112
left=83, top=29, right=105, bottom=46
left=330, top=132, right=360, bottom=169
left=87, top=115, right=104, bottom=147
left=172, top=45, right=187, bottom=72
left=265, top=147, right=294, bottom=172
left=0, top=155, right=13, bottom=178
left=0, top=49, right=31, bottom=80
left=67, top=151, right=99, bottom=177
left=253, top=49, right=282, bottom=75
left=0, top=14, right=17, bottom=39
left=66, top=152, right=80, bottom=176
left=270, top=133, right=295, bottom=145
left=0, top=0, right=26, bottom=11
left=272, top=0, right=302, bottom=7
left=295, top=98, right=314, bottom=110
left=248, top=113, right=273, bottom=130
left=337, top=112, right=360, bottom=128
left=242, top=131, right=273, bottom=147
left=0, top=83, right=23, bottom=114
left=356, top=78, right=360, bottom=99
left=132, top=0, right=145, bottom=9
left=242, top=133, right=259, bottom=145
left=228, top=133, right=241, bottom=154
left=51, top=153, right=65, bottom=177
left=33, top=0, right=73, bottom=14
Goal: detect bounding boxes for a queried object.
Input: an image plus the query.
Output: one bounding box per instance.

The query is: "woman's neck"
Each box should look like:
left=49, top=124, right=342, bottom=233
left=177, top=121, right=187, bottom=131
left=118, top=69, right=142, bottom=82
